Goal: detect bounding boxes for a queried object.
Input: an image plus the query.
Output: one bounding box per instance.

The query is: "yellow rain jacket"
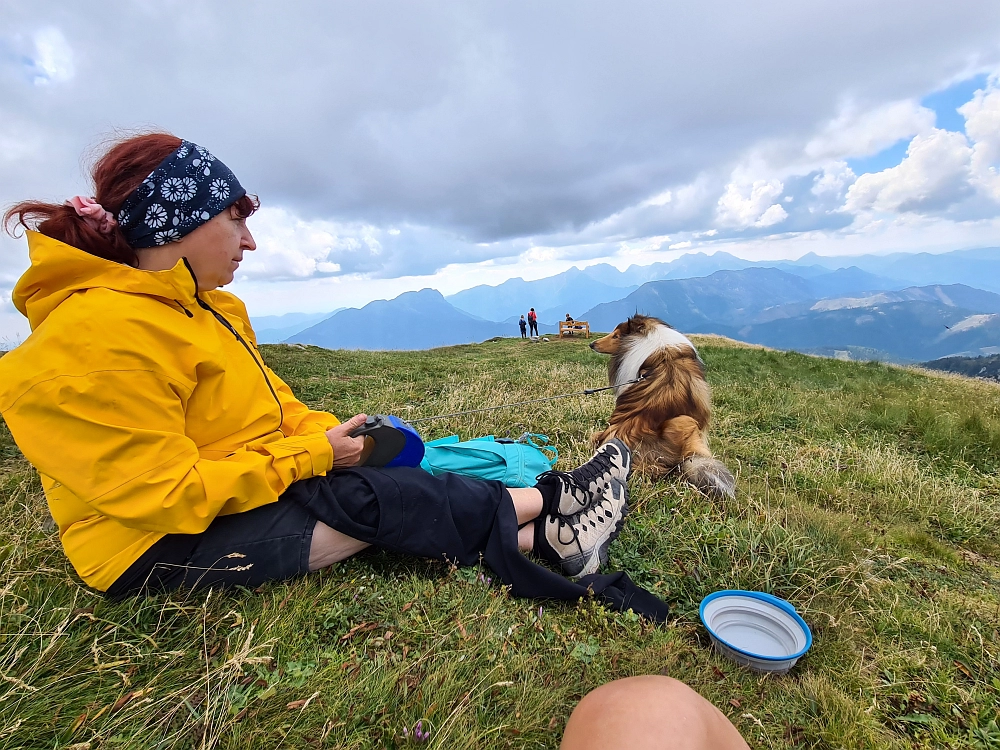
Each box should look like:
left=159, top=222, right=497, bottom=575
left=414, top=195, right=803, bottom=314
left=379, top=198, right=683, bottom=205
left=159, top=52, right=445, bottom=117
left=0, top=232, right=341, bottom=591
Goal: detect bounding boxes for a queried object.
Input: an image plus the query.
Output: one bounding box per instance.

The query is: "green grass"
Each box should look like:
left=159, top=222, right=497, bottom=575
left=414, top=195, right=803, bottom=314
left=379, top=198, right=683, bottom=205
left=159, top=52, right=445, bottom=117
left=1, top=336, right=999, bottom=749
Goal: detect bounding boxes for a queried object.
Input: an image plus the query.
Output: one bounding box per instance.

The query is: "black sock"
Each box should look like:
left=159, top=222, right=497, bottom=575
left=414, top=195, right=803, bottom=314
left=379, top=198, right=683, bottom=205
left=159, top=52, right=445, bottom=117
left=533, top=516, right=557, bottom=563
left=534, top=476, right=559, bottom=518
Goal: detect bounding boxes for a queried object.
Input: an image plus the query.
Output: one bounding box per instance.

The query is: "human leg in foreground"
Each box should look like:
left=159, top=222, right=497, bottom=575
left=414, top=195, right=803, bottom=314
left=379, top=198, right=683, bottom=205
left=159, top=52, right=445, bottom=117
left=287, top=438, right=676, bottom=619
left=295, top=438, right=633, bottom=583
left=107, top=439, right=641, bottom=605
left=309, top=485, right=543, bottom=569
left=560, top=676, right=750, bottom=750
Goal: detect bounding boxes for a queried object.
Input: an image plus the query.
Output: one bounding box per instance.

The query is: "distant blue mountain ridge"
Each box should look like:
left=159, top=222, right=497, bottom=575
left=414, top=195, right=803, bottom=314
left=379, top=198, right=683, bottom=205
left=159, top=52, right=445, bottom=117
left=252, top=310, right=344, bottom=344
left=269, top=246, right=1000, bottom=360
left=579, top=271, right=1000, bottom=362
left=287, top=289, right=558, bottom=350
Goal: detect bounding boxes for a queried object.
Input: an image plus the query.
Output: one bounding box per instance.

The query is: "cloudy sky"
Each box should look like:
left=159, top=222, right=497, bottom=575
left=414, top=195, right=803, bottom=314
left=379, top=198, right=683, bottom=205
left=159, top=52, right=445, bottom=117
left=2, top=1, right=1000, bottom=337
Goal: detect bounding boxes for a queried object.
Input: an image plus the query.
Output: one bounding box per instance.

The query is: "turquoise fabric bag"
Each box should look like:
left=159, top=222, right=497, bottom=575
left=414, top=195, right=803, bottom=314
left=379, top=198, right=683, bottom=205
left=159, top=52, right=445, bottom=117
left=419, top=433, right=558, bottom=487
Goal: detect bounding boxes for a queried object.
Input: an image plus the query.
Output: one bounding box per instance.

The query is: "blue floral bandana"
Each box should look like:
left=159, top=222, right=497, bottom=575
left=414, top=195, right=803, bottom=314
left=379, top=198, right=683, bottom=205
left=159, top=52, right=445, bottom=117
left=116, top=141, right=246, bottom=249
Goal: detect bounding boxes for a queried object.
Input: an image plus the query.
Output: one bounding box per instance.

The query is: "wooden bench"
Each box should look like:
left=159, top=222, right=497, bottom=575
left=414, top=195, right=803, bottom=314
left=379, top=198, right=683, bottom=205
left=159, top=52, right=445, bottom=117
left=559, top=320, right=590, bottom=338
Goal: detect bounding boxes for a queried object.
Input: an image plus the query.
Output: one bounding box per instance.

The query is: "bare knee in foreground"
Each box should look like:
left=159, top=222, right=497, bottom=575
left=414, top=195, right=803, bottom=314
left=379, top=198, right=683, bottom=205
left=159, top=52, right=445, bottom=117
left=308, top=522, right=370, bottom=571
left=560, top=676, right=749, bottom=750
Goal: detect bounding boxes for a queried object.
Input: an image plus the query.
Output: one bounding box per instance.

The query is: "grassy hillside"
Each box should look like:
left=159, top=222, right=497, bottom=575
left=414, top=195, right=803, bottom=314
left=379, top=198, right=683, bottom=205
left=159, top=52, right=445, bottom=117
left=924, top=353, right=1000, bottom=382
left=1, top=336, right=999, bottom=749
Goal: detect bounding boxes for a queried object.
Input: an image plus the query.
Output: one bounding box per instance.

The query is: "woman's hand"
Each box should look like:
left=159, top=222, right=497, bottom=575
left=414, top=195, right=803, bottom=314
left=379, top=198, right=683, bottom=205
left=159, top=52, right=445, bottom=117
left=326, top=414, right=368, bottom=468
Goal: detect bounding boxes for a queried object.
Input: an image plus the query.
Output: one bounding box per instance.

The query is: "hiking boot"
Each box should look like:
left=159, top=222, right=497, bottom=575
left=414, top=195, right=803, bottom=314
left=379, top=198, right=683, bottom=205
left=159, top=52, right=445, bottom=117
left=536, top=438, right=631, bottom=517
left=535, top=478, right=629, bottom=578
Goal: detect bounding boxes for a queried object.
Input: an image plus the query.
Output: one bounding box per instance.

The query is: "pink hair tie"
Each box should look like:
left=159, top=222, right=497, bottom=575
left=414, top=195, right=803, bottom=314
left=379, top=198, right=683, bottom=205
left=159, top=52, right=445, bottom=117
left=66, top=196, right=118, bottom=235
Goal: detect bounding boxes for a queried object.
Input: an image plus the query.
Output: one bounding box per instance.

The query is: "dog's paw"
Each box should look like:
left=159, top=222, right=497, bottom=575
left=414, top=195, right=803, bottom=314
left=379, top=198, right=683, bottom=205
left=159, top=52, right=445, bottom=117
left=678, top=457, right=736, bottom=499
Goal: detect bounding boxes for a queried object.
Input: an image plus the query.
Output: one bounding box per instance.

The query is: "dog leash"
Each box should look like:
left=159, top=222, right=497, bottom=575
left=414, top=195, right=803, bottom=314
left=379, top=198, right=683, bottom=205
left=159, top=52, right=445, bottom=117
left=404, top=376, right=643, bottom=425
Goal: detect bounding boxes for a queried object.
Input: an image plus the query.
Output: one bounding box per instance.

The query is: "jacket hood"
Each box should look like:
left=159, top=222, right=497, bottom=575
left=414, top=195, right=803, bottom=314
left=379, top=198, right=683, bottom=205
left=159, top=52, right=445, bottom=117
left=13, top=232, right=198, bottom=330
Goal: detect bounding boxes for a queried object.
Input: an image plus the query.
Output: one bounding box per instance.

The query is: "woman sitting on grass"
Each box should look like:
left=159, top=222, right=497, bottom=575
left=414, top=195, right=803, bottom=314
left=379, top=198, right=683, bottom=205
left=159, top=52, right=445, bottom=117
left=0, top=133, right=664, bottom=617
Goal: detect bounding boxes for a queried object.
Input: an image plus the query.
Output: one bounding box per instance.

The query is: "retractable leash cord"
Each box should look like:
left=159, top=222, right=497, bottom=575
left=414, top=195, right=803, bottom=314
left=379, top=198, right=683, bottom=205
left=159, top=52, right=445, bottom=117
left=403, top=375, right=644, bottom=425
left=349, top=376, right=644, bottom=466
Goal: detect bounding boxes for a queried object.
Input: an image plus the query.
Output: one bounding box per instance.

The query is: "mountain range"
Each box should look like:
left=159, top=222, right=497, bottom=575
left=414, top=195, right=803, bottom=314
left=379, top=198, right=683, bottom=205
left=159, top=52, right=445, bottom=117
left=923, top=353, right=1000, bottom=381
left=287, top=289, right=558, bottom=350
left=267, top=245, right=1000, bottom=361
left=445, top=266, right=637, bottom=324
left=443, top=246, right=1000, bottom=323
left=580, top=270, right=1000, bottom=362
left=252, top=310, right=344, bottom=344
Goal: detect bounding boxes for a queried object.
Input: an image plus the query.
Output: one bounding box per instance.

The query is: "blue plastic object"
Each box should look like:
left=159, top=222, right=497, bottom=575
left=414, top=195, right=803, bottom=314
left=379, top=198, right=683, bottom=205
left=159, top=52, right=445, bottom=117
left=384, top=415, right=425, bottom=468
left=350, top=415, right=425, bottom=468
left=699, top=590, right=812, bottom=673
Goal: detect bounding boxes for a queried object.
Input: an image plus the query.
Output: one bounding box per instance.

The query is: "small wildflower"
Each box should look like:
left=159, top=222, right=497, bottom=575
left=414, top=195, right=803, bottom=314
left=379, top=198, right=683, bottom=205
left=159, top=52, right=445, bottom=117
left=538, top=606, right=544, bottom=618
left=412, top=719, right=431, bottom=741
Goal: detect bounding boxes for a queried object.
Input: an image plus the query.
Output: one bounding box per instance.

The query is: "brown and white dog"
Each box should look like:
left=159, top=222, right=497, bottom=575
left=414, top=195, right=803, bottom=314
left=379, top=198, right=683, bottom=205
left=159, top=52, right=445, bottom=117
left=590, top=314, right=735, bottom=498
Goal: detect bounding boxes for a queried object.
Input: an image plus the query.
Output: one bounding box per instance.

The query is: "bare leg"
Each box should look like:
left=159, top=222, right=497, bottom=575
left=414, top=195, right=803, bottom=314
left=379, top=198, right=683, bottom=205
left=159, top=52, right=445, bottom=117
left=509, top=487, right=543, bottom=524
left=310, top=488, right=543, bottom=568
left=517, top=523, right=535, bottom=551
left=509, top=487, right=544, bottom=553
left=560, top=676, right=750, bottom=750
left=308, top=521, right=371, bottom=571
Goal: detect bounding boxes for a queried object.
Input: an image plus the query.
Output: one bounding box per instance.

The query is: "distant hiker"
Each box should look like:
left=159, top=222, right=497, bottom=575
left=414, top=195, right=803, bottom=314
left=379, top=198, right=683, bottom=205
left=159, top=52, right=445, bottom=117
left=528, top=307, right=539, bottom=336
left=0, top=132, right=667, bottom=622
left=565, top=313, right=574, bottom=322
left=519, top=315, right=527, bottom=338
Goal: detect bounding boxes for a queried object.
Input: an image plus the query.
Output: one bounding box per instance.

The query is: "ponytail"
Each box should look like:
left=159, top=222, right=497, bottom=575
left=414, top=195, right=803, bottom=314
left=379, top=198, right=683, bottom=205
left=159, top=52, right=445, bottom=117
left=4, top=132, right=259, bottom=265
left=3, top=132, right=185, bottom=265
left=3, top=200, right=137, bottom=265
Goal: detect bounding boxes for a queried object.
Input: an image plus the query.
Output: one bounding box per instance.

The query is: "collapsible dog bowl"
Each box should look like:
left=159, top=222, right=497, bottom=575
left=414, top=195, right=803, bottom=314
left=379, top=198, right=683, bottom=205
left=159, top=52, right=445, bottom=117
left=699, top=591, right=812, bottom=674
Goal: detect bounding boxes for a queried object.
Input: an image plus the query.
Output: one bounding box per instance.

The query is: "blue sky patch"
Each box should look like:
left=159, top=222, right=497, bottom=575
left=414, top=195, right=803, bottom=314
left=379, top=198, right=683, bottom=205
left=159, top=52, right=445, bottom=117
left=921, top=73, right=988, bottom=132
left=847, top=139, right=909, bottom=176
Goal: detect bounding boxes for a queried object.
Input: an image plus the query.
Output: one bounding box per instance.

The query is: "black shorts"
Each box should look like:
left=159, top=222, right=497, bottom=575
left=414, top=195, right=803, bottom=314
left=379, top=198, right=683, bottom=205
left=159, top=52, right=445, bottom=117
left=105, top=467, right=460, bottom=598
left=105, top=467, right=670, bottom=621
left=106, top=497, right=317, bottom=598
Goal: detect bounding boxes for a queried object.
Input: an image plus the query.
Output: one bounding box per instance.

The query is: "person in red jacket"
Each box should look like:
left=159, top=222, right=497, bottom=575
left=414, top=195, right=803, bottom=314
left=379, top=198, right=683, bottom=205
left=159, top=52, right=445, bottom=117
left=527, top=307, right=539, bottom=336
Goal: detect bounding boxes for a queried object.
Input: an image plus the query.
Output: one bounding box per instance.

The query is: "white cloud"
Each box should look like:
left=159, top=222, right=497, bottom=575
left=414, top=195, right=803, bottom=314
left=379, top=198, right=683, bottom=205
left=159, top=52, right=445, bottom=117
left=756, top=203, right=789, bottom=226
left=640, top=190, right=673, bottom=207
left=716, top=179, right=788, bottom=228
left=960, top=78, right=1000, bottom=201
left=839, top=77, right=1000, bottom=218
left=812, top=162, right=857, bottom=197
left=844, top=129, right=974, bottom=213
left=805, top=100, right=934, bottom=162
left=1, top=2, right=1000, bottom=332
left=31, top=28, right=75, bottom=85
left=239, top=207, right=375, bottom=281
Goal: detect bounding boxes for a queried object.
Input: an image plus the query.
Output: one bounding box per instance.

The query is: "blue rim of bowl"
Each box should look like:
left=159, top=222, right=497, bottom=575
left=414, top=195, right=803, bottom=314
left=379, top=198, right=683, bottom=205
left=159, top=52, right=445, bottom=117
left=699, top=590, right=813, bottom=662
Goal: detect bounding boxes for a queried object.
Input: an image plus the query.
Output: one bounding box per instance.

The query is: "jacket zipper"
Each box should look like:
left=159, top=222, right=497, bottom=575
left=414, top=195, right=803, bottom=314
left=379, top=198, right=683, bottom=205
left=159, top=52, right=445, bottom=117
left=181, top=259, right=285, bottom=431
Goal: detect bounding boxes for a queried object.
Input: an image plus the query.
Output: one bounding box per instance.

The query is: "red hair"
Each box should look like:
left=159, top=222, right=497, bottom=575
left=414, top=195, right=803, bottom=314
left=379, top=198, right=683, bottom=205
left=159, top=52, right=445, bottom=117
left=4, top=132, right=259, bottom=265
